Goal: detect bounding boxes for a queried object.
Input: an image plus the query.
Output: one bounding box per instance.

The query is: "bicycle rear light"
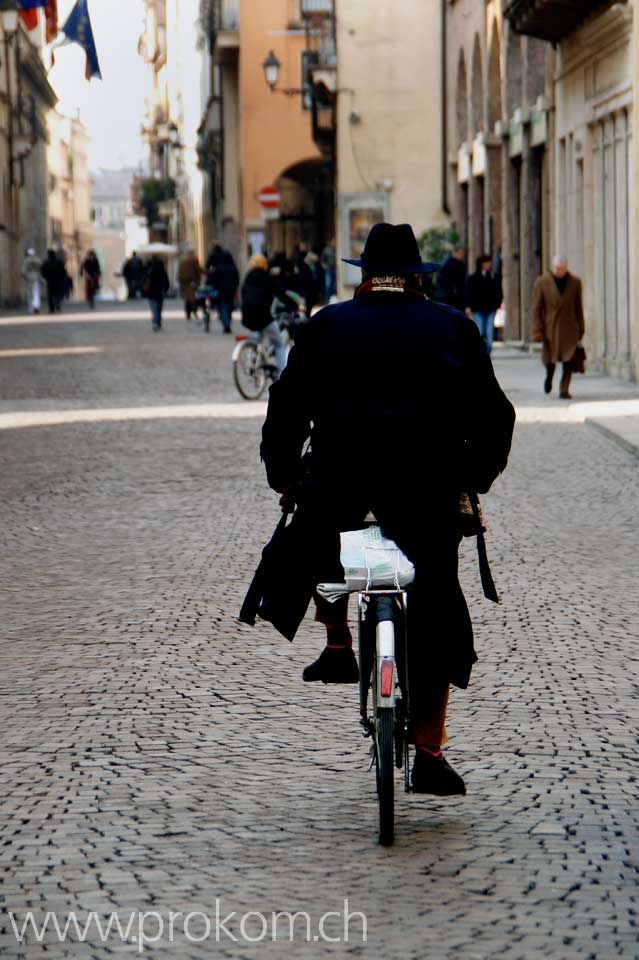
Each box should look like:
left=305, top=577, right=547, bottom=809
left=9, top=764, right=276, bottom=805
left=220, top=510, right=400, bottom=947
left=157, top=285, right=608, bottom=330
left=380, top=658, right=394, bottom=698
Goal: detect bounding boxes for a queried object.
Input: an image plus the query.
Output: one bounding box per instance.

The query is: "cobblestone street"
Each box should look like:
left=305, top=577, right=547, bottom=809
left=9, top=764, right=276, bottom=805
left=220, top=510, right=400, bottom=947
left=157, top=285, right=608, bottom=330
left=1, top=301, right=638, bottom=959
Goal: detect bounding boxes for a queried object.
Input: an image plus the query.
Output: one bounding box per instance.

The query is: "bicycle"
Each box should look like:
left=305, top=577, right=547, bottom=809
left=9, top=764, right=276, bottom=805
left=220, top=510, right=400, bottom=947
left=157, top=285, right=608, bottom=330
left=232, top=310, right=305, bottom=400
left=193, top=285, right=220, bottom=333
left=318, top=532, right=413, bottom=847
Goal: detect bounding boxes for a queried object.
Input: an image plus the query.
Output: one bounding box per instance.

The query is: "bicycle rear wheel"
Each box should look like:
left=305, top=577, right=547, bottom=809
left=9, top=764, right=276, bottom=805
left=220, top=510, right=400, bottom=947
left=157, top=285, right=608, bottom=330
left=233, top=341, right=267, bottom=400
left=376, top=707, right=395, bottom=846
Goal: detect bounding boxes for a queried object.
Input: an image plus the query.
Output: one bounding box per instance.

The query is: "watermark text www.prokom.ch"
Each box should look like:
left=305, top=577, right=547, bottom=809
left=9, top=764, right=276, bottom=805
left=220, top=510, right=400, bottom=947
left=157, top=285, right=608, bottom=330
left=8, top=900, right=367, bottom=951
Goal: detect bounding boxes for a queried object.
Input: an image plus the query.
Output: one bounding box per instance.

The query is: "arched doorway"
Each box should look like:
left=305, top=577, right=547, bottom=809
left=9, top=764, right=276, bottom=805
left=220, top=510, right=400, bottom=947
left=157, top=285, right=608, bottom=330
left=471, top=35, right=484, bottom=136
left=470, top=35, right=486, bottom=259
left=268, top=157, right=335, bottom=258
left=456, top=51, right=468, bottom=148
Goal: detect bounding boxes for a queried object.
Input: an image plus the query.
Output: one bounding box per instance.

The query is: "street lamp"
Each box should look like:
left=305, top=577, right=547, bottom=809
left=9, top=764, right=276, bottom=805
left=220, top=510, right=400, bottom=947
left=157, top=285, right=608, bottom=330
left=262, top=51, right=281, bottom=90
left=1, top=7, right=19, bottom=36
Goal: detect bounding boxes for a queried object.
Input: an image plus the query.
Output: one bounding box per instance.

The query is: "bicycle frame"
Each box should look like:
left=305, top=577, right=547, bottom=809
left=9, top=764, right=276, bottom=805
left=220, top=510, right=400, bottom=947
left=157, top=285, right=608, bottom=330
left=358, top=589, right=411, bottom=794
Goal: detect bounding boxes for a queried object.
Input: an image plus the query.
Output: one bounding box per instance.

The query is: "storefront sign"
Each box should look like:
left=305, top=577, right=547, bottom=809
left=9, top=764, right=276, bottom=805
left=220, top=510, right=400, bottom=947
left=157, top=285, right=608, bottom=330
left=340, top=193, right=389, bottom=287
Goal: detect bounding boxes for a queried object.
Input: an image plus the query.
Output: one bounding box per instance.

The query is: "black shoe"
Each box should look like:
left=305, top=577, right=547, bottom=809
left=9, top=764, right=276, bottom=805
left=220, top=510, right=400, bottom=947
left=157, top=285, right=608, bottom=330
left=544, top=375, right=553, bottom=394
left=302, top=646, right=359, bottom=684
left=411, top=749, right=466, bottom=796
left=559, top=391, right=572, bottom=400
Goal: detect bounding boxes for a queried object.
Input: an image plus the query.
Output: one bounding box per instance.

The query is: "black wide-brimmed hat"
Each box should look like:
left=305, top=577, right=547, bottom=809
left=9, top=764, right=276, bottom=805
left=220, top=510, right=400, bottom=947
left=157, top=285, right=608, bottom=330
left=342, top=222, right=439, bottom=275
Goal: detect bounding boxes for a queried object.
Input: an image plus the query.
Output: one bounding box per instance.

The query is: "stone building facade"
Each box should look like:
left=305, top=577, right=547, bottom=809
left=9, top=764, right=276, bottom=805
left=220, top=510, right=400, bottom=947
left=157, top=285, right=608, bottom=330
left=47, top=111, right=93, bottom=301
left=0, top=18, right=57, bottom=305
left=139, top=0, right=208, bottom=257
left=336, top=0, right=446, bottom=293
left=549, top=2, right=635, bottom=380
left=449, top=0, right=637, bottom=380
left=198, top=0, right=335, bottom=268
left=446, top=0, right=554, bottom=343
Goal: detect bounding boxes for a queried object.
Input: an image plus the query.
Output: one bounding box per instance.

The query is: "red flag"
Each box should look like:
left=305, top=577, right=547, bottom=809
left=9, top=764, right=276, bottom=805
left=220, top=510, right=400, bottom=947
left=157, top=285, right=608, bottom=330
left=45, top=0, right=58, bottom=43
left=20, top=8, right=39, bottom=30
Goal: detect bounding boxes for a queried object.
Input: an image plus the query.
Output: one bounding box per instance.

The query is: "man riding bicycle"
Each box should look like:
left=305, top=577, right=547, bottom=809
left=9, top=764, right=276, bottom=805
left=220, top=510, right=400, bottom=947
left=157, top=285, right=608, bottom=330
left=246, top=223, right=515, bottom=797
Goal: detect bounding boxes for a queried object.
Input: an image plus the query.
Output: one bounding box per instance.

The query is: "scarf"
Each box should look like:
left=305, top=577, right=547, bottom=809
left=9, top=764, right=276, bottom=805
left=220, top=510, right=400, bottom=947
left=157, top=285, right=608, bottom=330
left=354, top=276, right=427, bottom=299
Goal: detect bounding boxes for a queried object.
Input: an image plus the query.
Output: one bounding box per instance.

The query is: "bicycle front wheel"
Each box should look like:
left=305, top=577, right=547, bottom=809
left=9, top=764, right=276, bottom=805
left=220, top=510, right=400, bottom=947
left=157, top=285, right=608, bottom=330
left=376, top=707, right=395, bottom=846
left=233, top=341, right=267, bottom=400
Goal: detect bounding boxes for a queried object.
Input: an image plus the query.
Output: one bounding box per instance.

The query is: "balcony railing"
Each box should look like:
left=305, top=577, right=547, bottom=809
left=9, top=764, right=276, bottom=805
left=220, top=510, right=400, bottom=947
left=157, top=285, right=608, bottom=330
left=214, top=0, right=239, bottom=32
left=318, top=33, right=336, bottom=69
left=301, top=0, right=333, bottom=16
left=504, top=0, right=613, bottom=43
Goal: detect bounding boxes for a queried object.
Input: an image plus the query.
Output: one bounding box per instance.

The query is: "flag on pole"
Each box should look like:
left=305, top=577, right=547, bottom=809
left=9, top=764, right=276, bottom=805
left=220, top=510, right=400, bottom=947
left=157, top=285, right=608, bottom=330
left=17, top=0, right=47, bottom=31
left=61, top=0, right=101, bottom=80
left=20, top=9, right=39, bottom=29
left=45, top=0, right=57, bottom=42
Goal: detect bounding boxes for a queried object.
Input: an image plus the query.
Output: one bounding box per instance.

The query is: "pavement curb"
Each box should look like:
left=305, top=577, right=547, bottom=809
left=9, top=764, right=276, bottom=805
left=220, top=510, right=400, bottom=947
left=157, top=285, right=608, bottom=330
left=585, top=417, right=639, bottom=459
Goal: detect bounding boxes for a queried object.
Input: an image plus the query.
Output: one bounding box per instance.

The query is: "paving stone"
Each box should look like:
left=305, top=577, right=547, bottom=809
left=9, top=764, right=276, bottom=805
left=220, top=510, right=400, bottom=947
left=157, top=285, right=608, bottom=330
left=0, top=304, right=637, bottom=959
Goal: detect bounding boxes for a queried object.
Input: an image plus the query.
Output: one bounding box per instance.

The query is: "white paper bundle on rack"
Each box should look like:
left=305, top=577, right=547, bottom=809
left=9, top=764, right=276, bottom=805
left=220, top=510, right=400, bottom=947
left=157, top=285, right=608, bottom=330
left=316, top=525, right=415, bottom=603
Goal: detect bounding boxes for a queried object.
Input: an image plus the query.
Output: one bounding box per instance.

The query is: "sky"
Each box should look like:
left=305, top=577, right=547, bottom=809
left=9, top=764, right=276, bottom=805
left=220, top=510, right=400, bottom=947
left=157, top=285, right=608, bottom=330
left=49, top=0, right=148, bottom=172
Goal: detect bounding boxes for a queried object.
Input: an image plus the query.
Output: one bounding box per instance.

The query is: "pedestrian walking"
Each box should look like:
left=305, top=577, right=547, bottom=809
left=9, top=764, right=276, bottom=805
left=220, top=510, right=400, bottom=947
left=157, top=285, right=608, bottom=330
left=465, top=254, right=503, bottom=354
left=211, top=251, right=239, bottom=333
left=205, top=244, right=224, bottom=283
left=439, top=245, right=467, bottom=312
left=57, top=249, right=73, bottom=301
left=123, top=252, right=144, bottom=300
left=81, top=251, right=101, bottom=310
left=22, top=248, right=42, bottom=315
left=178, top=247, right=203, bottom=320
left=321, top=238, right=336, bottom=302
left=291, top=244, right=314, bottom=311
left=305, top=251, right=324, bottom=313
left=143, top=256, right=170, bottom=331
left=40, top=250, right=66, bottom=314
left=242, top=223, right=515, bottom=797
left=493, top=244, right=503, bottom=281
left=531, top=256, right=585, bottom=400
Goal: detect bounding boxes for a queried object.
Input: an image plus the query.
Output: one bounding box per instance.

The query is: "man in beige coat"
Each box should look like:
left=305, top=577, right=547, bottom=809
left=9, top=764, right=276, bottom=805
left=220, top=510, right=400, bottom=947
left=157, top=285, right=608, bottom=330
left=531, top=256, right=585, bottom=399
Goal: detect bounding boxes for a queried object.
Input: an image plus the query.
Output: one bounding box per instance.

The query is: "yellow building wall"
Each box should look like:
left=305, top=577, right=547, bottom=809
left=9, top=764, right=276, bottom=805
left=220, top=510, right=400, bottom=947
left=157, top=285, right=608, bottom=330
left=336, top=0, right=445, bottom=290
left=239, top=0, right=321, bottom=230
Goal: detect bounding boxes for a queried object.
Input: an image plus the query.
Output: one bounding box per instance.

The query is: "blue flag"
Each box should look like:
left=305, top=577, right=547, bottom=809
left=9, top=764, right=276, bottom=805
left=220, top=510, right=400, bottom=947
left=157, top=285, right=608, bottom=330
left=18, top=1, right=48, bottom=8
left=61, top=0, right=101, bottom=80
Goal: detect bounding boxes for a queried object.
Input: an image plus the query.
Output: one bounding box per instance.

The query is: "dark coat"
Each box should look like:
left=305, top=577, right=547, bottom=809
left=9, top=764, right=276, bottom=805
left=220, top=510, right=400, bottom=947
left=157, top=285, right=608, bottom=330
left=145, top=260, right=170, bottom=301
left=81, top=256, right=101, bottom=279
left=244, top=289, right=516, bottom=691
left=466, top=270, right=503, bottom=315
left=41, top=255, right=66, bottom=295
left=124, top=255, right=144, bottom=284
left=531, top=272, right=585, bottom=365
left=213, top=255, right=240, bottom=302
left=439, top=255, right=467, bottom=311
left=241, top=269, right=298, bottom=331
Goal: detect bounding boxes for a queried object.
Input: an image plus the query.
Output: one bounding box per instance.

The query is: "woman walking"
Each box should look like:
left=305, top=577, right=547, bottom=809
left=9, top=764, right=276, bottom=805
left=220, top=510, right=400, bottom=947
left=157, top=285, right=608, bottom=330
left=144, top=257, right=170, bottom=331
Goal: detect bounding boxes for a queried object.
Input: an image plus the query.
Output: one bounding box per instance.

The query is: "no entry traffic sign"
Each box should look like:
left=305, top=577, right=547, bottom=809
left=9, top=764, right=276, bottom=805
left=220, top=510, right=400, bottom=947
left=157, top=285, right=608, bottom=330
left=258, top=186, right=281, bottom=211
